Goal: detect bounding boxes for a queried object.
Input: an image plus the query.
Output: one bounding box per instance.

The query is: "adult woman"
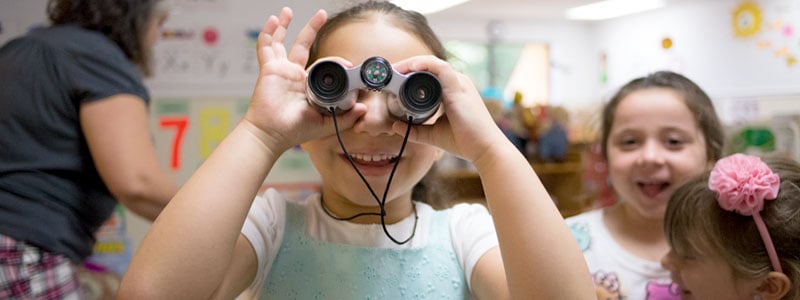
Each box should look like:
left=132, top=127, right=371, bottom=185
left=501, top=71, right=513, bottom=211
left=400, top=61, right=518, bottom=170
left=0, top=0, right=178, bottom=297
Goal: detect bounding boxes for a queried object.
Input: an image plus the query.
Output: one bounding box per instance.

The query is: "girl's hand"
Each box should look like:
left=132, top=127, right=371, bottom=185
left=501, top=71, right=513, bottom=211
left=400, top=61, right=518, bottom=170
left=391, top=56, right=508, bottom=163
left=244, top=7, right=366, bottom=153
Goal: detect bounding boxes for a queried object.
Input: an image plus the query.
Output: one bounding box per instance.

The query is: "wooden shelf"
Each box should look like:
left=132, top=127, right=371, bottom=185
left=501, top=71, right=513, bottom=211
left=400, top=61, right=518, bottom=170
left=435, top=144, right=591, bottom=217
left=531, top=161, right=582, bottom=175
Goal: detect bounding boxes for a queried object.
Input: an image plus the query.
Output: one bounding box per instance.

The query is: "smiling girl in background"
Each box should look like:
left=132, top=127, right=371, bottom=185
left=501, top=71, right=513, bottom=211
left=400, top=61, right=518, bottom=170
left=566, top=71, right=725, bottom=299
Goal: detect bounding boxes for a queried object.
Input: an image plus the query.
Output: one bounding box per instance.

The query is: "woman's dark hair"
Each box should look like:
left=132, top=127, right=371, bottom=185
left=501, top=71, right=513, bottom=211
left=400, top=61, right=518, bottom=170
left=47, top=0, right=163, bottom=76
left=600, top=71, right=725, bottom=163
left=307, top=0, right=447, bottom=67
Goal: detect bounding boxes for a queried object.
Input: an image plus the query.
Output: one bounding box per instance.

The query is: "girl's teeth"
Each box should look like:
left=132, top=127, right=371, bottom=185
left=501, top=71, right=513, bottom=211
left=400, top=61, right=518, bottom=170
left=351, top=153, right=395, bottom=162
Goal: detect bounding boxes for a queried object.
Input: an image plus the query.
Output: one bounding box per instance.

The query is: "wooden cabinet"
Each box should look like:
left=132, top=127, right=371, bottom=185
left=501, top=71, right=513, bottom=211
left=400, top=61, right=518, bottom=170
left=436, top=144, right=590, bottom=217
left=530, top=148, right=587, bottom=217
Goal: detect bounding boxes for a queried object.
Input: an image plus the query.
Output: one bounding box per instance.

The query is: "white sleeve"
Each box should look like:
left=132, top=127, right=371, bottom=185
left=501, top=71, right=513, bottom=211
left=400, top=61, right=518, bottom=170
left=449, top=203, right=499, bottom=290
left=240, top=189, right=287, bottom=293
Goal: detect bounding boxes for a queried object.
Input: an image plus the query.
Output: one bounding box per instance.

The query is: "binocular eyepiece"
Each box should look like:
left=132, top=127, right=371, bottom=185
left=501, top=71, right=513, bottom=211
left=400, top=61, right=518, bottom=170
left=306, top=56, right=442, bottom=124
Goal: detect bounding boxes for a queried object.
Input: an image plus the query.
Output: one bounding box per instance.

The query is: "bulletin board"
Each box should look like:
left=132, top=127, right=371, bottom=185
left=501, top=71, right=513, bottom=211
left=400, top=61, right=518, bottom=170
left=148, top=96, right=320, bottom=185
left=140, top=0, right=332, bottom=187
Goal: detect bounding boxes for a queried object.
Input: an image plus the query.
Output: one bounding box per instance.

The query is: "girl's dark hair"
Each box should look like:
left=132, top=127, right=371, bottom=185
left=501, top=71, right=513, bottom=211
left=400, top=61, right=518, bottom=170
left=307, top=0, right=447, bottom=67
left=600, top=71, right=724, bottom=163
left=665, top=155, right=800, bottom=300
left=47, top=0, right=163, bottom=76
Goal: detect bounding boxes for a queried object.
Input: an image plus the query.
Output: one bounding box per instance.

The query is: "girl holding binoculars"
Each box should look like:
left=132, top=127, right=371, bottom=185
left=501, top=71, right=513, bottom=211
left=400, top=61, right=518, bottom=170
left=119, top=2, right=593, bottom=299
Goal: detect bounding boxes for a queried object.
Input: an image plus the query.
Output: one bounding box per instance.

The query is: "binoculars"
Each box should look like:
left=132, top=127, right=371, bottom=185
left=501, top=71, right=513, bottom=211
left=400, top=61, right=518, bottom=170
left=306, top=56, right=442, bottom=124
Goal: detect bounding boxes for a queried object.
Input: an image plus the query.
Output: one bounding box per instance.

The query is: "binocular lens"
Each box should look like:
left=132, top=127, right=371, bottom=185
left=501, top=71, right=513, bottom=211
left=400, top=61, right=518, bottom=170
left=307, top=57, right=442, bottom=122
left=308, top=61, right=348, bottom=102
left=401, top=73, right=442, bottom=113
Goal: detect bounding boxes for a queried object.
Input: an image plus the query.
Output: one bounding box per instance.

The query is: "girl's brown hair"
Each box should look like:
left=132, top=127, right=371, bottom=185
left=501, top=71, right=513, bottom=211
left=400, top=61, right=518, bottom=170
left=599, top=71, right=724, bottom=163
left=665, top=155, right=800, bottom=299
left=307, top=0, right=447, bottom=67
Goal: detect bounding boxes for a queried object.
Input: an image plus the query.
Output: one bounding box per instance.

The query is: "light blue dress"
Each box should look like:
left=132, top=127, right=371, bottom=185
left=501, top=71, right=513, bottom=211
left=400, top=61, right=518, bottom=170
left=262, top=201, right=470, bottom=299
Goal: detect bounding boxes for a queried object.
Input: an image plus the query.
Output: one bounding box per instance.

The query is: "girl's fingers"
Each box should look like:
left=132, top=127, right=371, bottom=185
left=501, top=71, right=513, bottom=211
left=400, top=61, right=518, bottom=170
left=392, top=56, right=462, bottom=95
left=308, top=56, right=354, bottom=69
left=397, top=57, right=481, bottom=104
left=259, top=8, right=326, bottom=71
left=288, top=9, right=327, bottom=66
left=261, top=14, right=280, bottom=38
left=278, top=7, right=292, bottom=28
left=257, top=15, right=280, bottom=66
left=270, top=40, right=288, bottom=62
left=394, top=119, right=429, bottom=143
left=272, top=7, right=293, bottom=44
left=392, top=55, right=447, bottom=75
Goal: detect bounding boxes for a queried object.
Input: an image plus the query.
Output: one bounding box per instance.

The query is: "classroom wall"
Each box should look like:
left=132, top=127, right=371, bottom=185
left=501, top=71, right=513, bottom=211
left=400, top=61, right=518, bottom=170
left=584, top=0, right=800, bottom=157
left=145, top=0, right=340, bottom=97
left=3, top=1, right=798, bottom=110
left=427, top=0, right=800, bottom=116
left=0, top=1, right=45, bottom=45
left=590, top=0, right=800, bottom=103
left=429, top=16, right=600, bottom=110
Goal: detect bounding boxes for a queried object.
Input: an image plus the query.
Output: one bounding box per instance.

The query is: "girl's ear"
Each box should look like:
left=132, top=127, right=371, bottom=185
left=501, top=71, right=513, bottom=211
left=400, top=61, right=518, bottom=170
left=757, top=271, right=791, bottom=300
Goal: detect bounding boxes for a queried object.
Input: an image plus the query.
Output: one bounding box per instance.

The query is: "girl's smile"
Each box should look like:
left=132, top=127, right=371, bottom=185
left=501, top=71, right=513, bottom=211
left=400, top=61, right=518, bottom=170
left=341, top=151, right=401, bottom=177
left=636, top=180, right=671, bottom=199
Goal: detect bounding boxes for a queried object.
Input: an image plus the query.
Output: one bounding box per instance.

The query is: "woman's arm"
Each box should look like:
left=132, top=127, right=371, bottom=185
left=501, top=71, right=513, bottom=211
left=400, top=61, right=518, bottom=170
left=81, top=94, right=178, bottom=221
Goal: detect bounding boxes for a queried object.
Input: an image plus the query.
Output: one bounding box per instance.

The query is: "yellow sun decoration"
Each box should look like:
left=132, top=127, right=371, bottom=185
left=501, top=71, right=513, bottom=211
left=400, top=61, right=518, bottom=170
left=732, top=1, right=763, bottom=38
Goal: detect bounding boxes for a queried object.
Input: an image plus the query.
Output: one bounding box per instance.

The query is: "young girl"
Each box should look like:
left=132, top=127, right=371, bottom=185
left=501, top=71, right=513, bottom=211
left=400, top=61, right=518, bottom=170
left=565, top=71, right=725, bottom=299
left=118, top=2, right=594, bottom=299
left=662, top=154, right=799, bottom=300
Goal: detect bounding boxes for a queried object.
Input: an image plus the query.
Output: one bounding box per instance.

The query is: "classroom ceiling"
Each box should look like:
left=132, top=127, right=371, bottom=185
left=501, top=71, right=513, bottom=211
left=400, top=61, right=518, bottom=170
left=429, top=0, right=600, bottom=20
left=428, top=0, right=692, bottom=21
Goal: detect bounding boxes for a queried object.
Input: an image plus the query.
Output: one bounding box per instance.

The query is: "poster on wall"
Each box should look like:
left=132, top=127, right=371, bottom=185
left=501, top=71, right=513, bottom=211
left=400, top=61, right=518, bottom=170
left=150, top=97, right=321, bottom=186
left=149, top=0, right=265, bottom=91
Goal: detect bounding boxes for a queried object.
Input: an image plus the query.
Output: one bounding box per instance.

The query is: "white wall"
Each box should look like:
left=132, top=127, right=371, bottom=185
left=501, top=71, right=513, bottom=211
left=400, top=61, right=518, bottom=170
left=0, top=0, right=48, bottom=45
left=427, top=0, right=800, bottom=116
left=146, top=0, right=341, bottom=97
left=590, top=0, right=800, bottom=101
left=429, top=16, right=600, bottom=110
left=6, top=0, right=796, bottom=113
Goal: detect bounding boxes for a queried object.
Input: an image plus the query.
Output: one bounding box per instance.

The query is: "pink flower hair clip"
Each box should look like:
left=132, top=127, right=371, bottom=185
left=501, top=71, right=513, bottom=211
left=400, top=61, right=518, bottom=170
left=708, top=153, right=782, bottom=273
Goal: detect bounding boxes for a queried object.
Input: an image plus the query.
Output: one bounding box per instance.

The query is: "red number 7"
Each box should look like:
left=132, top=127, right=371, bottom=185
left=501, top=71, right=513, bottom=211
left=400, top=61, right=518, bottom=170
left=159, top=117, right=189, bottom=171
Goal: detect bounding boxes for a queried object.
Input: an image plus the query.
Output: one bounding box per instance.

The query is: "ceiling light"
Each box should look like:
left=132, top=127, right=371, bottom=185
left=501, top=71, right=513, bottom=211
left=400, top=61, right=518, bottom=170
left=390, top=0, right=470, bottom=14
left=566, top=0, right=665, bottom=20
